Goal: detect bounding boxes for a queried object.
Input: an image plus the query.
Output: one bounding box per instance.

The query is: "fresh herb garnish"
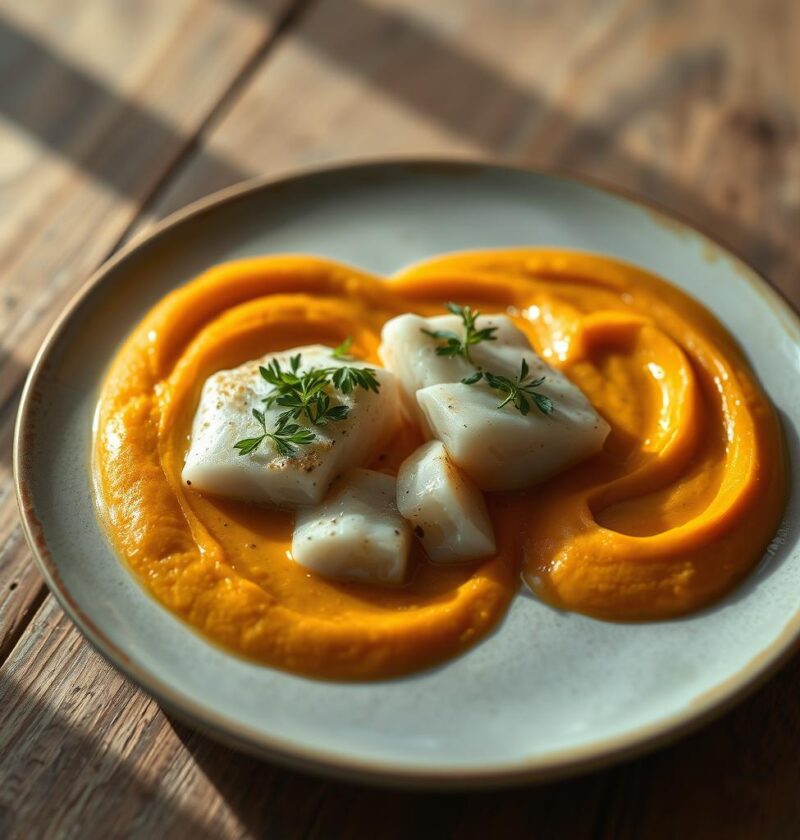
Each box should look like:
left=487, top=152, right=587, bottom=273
left=260, top=355, right=379, bottom=425
left=331, top=336, right=353, bottom=359
left=421, top=302, right=498, bottom=364
left=234, top=349, right=381, bottom=456
left=463, top=359, right=555, bottom=416
left=330, top=365, right=381, bottom=396
left=234, top=408, right=317, bottom=457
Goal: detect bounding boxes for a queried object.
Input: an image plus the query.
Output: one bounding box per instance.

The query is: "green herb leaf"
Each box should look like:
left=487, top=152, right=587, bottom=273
left=233, top=436, right=265, bottom=455
left=324, top=404, right=350, bottom=422
left=420, top=302, right=498, bottom=363
left=260, top=354, right=377, bottom=424
left=461, top=371, right=484, bottom=385
left=266, top=416, right=317, bottom=457
left=532, top=393, right=554, bottom=415
left=331, top=336, right=353, bottom=359
left=331, top=365, right=381, bottom=395
left=464, top=358, right=555, bottom=416
left=236, top=349, right=381, bottom=457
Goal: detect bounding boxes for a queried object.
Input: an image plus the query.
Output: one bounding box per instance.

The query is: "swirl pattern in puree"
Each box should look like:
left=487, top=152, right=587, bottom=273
left=93, top=250, right=786, bottom=679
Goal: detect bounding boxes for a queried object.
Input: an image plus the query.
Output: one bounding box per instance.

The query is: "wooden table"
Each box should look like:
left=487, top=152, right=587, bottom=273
left=1, top=1, right=798, bottom=836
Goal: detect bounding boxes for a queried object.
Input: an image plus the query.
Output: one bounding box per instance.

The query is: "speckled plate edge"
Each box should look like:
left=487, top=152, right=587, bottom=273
left=13, top=157, right=800, bottom=789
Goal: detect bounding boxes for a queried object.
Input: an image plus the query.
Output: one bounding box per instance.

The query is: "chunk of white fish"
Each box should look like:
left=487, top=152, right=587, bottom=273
left=380, top=313, right=610, bottom=491
left=397, top=441, right=495, bottom=563
left=379, top=313, right=529, bottom=406
left=417, top=375, right=608, bottom=491
left=292, top=469, right=411, bottom=584
left=182, top=345, right=400, bottom=506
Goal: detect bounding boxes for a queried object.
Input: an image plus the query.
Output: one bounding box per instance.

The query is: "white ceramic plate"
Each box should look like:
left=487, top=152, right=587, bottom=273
left=15, top=160, right=800, bottom=788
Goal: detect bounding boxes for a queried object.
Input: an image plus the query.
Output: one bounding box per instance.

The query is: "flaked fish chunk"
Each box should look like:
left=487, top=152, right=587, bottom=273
left=397, top=441, right=495, bottom=563
left=379, top=313, right=528, bottom=405
left=417, top=357, right=609, bottom=491
left=292, top=469, right=411, bottom=584
left=182, top=345, right=400, bottom=506
left=380, top=312, right=610, bottom=491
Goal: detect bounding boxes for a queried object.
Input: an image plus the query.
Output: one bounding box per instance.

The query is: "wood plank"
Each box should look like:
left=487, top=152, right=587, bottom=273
left=3, top=598, right=800, bottom=838
left=0, top=598, right=245, bottom=839
left=145, top=0, right=800, bottom=302
left=4, top=0, right=800, bottom=836
left=0, top=600, right=604, bottom=840
left=0, top=374, right=40, bottom=662
left=0, top=0, right=295, bottom=411
left=0, top=0, right=300, bottom=653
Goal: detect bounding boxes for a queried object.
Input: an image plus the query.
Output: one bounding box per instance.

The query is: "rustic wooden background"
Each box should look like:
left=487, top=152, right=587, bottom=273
left=1, top=0, right=798, bottom=837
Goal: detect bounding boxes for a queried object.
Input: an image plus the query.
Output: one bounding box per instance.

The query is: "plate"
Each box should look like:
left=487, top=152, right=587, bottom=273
left=15, top=160, right=800, bottom=788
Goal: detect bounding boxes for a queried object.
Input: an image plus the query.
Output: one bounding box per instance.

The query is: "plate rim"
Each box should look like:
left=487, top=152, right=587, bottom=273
left=13, top=156, right=800, bottom=789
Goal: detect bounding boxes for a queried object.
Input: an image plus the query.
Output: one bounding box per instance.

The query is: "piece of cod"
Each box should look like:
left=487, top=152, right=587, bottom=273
left=292, top=469, right=411, bottom=584
left=397, top=441, right=496, bottom=563
left=182, top=345, right=400, bottom=506
left=379, top=313, right=609, bottom=491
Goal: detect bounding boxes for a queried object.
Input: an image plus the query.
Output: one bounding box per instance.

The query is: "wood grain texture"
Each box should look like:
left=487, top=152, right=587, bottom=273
left=146, top=0, right=800, bottom=303
left=2, top=0, right=799, bottom=837
left=4, top=599, right=800, bottom=839
left=0, top=0, right=298, bottom=653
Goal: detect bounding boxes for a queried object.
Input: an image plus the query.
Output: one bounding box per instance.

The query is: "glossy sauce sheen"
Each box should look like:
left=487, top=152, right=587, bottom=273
left=93, top=251, right=787, bottom=679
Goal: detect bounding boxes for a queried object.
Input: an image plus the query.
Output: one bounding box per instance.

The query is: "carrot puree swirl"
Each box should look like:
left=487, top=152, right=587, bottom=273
left=93, top=250, right=786, bottom=679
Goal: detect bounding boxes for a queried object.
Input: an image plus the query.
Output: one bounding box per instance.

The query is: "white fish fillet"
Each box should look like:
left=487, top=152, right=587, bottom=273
left=380, top=313, right=610, bottom=491
left=397, top=441, right=495, bottom=563
left=292, top=469, right=411, bottom=584
left=182, top=345, right=400, bottom=506
left=379, top=313, right=527, bottom=419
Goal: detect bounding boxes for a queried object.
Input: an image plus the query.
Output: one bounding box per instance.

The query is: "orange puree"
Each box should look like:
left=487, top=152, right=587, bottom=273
left=93, top=250, right=786, bottom=679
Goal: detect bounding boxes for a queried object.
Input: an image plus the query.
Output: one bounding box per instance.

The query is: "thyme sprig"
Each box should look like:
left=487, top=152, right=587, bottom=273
left=463, top=358, right=555, bottom=416
left=233, top=409, right=317, bottom=457
left=422, top=302, right=555, bottom=416
left=260, top=352, right=379, bottom=425
left=234, top=344, right=381, bottom=456
left=331, top=336, right=353, bottom=359
left=421, top=302, right=498, bottom=364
